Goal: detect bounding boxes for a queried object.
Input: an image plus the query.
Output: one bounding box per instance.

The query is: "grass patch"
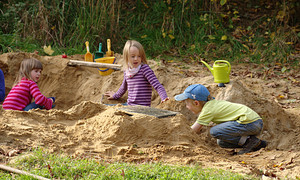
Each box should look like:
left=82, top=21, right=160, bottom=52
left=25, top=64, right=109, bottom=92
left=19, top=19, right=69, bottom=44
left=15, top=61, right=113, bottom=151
left=0, top=148, right=258, bottom=179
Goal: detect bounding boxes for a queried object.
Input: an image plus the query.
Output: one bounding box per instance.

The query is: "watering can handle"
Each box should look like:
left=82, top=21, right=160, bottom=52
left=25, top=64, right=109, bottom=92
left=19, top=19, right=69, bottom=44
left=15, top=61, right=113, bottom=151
left=215, top=60, right=231, bottom=73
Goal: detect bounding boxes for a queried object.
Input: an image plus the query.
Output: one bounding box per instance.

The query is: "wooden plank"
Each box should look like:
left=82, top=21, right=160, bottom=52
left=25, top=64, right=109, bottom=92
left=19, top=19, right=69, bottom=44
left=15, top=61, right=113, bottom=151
left=118, top=105, right=178, bottom=118
left=67, top=60, right=122, bottom=70
left=0, top=164, right=50, bottom=180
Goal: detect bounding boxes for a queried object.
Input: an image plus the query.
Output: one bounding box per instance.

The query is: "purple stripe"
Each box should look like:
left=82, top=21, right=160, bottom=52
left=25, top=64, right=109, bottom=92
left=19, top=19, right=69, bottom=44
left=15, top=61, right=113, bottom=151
left=113, top=64, right=168, bottom=106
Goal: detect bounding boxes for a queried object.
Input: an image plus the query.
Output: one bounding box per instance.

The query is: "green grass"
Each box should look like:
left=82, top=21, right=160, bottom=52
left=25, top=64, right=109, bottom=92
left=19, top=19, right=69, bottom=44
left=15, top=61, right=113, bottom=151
left=0, top=148, right=258, bottom=179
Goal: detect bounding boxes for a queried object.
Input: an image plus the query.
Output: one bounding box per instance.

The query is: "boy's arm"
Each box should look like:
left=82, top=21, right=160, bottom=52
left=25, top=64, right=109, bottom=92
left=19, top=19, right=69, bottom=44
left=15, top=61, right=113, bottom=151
left=191, top=122, right=203, bottom=134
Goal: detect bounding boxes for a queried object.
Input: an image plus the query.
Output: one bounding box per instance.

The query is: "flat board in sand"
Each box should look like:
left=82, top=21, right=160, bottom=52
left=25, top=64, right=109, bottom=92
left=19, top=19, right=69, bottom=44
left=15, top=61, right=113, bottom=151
left=118, top=105, right=178, bottom=118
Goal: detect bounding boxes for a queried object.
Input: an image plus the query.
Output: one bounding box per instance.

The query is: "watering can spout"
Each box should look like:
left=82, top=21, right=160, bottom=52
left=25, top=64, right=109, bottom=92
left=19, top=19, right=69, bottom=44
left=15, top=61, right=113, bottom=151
left=201, top=60, right=214, bottom=73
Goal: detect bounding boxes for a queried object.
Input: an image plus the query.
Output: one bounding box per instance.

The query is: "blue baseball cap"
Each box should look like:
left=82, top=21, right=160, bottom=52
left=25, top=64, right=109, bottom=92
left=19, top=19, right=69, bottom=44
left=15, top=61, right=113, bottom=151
left=174, top=84, right=210, bottom=101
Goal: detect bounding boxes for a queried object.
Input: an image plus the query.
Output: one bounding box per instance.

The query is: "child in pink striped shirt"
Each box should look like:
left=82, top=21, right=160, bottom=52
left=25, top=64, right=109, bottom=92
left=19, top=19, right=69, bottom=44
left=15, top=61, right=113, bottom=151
left=3, top=58, right=55, bottom=111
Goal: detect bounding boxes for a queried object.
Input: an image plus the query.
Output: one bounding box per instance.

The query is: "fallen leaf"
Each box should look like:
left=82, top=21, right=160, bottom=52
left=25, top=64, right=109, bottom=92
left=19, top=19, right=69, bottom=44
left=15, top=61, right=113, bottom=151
left=186, top=21, right=190, bottom=27
left=8, top=149, right=19, bottom=157
left=243, top=44, right=250, bottom=51
left=281, top=66, right=287, bottom=73
left=121, top=169, right=125, bottom=177
left=208, top=35, right=215, bottom=39
left=288, top=76, right=299, bottom=83
left=43, top=45, right=54, bottom=55
left=270, top=155, right=277, bottom=160
left=0, top=148, right=5, bottom=155
left=283, top=86, right=289, bottom=93
left=277, top=94, right=287, bottom=99
left=273, top=163, right=283, bottom=168
left=220, top=0, right=227, bottom=6
left=168, top=34, right=175, bottom=40
left=286, top=157, right=294, bottom=165
left=262, top=175, right=273, bottom=180
left=266, top=82, right=278, bottom=88
left=48, top=164, right=54, bottom=177
left=263, top=170, right=277, bottom=178
left=221, top=35, right=227, bottom=40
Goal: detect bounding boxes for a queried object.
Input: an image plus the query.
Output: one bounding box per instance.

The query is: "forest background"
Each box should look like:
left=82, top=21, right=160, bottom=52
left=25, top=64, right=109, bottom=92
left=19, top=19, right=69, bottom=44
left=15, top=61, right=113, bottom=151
left=0, top=0, right=299, bottom=65
left=0, top=1, right=300, bottom=179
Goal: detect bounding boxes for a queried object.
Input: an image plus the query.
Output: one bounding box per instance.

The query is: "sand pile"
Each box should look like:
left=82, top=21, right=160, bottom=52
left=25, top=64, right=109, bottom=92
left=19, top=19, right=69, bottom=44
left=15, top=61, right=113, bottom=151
left=0, top=52, right=300, bottom=178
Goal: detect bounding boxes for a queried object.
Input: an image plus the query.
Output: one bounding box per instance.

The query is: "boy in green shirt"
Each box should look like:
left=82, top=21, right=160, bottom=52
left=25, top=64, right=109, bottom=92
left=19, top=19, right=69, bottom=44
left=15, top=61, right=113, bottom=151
left=175, top=84, right=267, bottom=155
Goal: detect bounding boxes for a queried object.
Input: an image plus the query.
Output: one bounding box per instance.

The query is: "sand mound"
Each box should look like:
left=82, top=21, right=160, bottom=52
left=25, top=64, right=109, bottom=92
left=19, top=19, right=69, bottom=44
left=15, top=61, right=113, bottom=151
left=1, top=52, right=300, bottom=178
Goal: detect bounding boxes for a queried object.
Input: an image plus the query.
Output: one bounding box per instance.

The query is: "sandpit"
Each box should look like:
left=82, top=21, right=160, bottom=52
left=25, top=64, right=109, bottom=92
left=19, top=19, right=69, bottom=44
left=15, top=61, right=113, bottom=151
left=0, top=52, right=299, bottom=179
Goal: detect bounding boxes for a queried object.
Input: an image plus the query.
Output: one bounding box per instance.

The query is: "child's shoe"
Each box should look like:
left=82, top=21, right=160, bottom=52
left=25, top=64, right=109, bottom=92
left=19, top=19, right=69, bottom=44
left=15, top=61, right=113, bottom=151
left=253, top=140, right=267, bottom=151
left=237, top=135, right=261, bottom=155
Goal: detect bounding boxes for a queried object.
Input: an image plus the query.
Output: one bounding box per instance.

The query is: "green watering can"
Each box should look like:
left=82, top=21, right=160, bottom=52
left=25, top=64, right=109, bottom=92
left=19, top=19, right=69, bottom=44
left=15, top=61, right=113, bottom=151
left=201, top=60, right=231, bottom=84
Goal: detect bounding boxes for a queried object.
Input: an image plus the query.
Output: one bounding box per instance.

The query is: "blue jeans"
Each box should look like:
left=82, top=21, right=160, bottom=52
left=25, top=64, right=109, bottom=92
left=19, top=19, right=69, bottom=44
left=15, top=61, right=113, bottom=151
left=210, top=119, right=263, bottom=148
left=23, top=102, right=55, bottom=111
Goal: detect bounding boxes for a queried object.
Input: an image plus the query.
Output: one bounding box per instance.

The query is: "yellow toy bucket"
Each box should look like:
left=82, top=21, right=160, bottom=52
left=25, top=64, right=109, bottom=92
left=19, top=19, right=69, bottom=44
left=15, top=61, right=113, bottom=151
left=95, top=57, right=116, bottom=76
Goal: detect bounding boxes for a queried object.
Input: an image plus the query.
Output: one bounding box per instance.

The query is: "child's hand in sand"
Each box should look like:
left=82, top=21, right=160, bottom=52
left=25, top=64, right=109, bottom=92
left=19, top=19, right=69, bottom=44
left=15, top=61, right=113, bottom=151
left=161, top=97, right=170, bottom=103
left=104, top=91, right=115, bottom=100
left=49, top=97, right=56, bottom=103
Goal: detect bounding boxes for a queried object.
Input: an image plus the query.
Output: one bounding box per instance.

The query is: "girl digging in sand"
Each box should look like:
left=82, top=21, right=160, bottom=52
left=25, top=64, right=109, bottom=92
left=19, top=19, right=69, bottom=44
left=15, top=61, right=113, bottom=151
left=3, top=58, right=55, bottom=111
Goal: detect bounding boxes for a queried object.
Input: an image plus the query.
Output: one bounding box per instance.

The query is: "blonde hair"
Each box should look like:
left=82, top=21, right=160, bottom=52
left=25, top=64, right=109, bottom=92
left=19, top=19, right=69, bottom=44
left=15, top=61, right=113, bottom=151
left=122, top=40, right=147, bottom=69
left=13, top=58, right=43, bottom=86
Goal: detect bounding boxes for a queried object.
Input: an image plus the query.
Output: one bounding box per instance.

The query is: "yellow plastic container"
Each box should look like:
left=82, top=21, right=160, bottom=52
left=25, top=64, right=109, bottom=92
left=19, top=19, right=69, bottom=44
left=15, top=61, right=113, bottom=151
left=95, top=57, right=116, bottom=76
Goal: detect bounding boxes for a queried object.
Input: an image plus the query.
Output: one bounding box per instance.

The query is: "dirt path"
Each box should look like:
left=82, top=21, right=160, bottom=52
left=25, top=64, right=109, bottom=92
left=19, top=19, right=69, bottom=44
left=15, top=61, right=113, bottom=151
left=0, top=52, right=299, bottom=179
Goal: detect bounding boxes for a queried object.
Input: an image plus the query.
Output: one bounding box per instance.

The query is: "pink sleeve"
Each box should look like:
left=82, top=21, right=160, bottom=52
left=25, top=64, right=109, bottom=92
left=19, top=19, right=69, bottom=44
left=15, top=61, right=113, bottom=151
left=29, top=81, right=53, bottom=110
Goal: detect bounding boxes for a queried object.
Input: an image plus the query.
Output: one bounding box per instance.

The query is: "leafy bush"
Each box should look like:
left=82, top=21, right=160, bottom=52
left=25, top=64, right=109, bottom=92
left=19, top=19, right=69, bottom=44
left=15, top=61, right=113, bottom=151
left=0, top=0, right=298, bottom=64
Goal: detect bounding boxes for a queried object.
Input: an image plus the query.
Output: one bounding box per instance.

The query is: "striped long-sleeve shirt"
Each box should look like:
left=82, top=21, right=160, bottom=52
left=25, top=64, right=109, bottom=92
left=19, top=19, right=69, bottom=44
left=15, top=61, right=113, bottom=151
left=3, top=78, right=53, bottom=110
left=113, top=64, right=168, bottom=106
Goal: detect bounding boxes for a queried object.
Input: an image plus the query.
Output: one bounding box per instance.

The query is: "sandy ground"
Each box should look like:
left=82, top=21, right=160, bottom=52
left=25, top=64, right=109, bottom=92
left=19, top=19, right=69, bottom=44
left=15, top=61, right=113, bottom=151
left=0, top=52, right=299, bottom=179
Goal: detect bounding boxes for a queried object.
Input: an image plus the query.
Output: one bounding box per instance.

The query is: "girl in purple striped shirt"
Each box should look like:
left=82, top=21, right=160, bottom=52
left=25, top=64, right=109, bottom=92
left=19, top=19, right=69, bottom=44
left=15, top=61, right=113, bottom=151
left=105, top=40, right=169, bottom=106
left=3, top=58, right=55, bottom=111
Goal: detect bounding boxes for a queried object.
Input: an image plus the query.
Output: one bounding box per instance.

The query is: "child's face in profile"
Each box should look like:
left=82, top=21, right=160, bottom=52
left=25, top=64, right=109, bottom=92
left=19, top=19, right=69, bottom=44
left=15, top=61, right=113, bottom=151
left=185, top=99, right=202, bottom=115
left=30, top=68, right=42, bottom=82
left=129, top=46, right=142, bottom=68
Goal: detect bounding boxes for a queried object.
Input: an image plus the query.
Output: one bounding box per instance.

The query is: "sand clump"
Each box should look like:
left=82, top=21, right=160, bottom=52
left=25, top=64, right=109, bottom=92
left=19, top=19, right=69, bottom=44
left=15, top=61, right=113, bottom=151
left=0, top=52, right=300, bottom=179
